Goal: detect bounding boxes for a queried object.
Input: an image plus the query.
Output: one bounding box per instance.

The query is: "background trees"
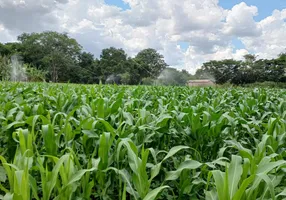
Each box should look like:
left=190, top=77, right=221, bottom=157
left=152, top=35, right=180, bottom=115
left=134, top=48, right=168, bottom=79
left=195, top=54, right=286, bottom=85
left=17, top=31, right=82, bottom=82
left=0, top=32, right=171, bottom=84
left=0, top=31, right=285, bottom=85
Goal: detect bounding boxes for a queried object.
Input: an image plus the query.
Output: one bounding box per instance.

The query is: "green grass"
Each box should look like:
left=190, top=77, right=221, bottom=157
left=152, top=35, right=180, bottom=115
left=0, top=82, right=286, bottom=199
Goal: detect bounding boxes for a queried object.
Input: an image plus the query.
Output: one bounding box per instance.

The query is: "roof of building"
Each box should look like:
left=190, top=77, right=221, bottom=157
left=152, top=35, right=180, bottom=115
left=188, top=80, right=214, bottom=83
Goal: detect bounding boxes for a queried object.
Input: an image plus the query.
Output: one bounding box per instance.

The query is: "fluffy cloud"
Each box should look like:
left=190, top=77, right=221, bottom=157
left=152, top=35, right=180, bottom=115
left=223, top=2, right=261, bottom=37
left=0, top=24, right=15, bottom=42
left=0, top=0, right=285, bottom=74
left=0, top=0, right=69, bottom=32
left=183, top=46, right=249, bottom=74
left=241, top=9, right=286, bottom=58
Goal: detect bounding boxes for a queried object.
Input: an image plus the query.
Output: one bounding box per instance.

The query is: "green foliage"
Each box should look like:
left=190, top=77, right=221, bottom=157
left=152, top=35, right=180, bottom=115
left=98, top=47, right=128, bottom=82
left=141, top=77, right=155, bottom=85
left=244, top=81, right=286, bottom=89
left=2, top=35, right=170, bottom=84
left=120, top=72, right=131, bottom=85
left=0, top=83, right=286, bottom=199
left=0, top=55, right=10, bottom=81
left=134, top=48, right=168, bottom=79
left=25, top=64, right=47, bottom=82
left=17, top=31, right=82, bottom=82
left=2, top=32, right=286, bottom=86
left=156, top=68, right=193, bottom=86
left=195, top=53, right=286, bottom=85
left=0, top=55, right=46, bottom=82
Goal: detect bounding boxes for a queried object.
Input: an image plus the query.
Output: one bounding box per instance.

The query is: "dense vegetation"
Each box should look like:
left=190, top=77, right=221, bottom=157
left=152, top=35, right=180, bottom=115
left=1, top=31, right=286, bottom=86
left=0, top=82, right=286, bottom=199
left=0, top=32, right=177, bottom=85
left=196, top=54, right=286, bottom=85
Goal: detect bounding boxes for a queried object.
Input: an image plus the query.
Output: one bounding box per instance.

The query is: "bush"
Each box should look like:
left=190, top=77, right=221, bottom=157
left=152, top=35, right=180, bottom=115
left=244, top=81, right=286, bottom=89
left=141, top=77, right=155, bottom=85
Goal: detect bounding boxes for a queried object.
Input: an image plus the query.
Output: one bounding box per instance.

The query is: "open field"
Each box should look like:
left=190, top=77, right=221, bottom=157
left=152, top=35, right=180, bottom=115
left=0, top=82, right=286, bottom=199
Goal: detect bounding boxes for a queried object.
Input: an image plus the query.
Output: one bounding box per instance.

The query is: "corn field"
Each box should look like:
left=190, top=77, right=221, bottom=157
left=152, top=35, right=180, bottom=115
left=0, top=82, right=286, bottom=200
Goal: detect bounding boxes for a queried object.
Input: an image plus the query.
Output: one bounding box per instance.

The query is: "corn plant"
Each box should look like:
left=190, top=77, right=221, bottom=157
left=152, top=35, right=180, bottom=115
left=0, top=82, right=286, bottom=199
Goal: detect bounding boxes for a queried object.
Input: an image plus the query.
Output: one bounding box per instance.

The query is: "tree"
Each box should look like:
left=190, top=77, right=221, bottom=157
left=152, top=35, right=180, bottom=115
left=195, top=51, right=286, bottom=85
left=197, top=59, right=242, bottom=84
left=134, top=48, right=168, bottom=80
left=0, top=55, right=11, bottom=80
left=98, top=47, right=128, bottom=84
left=0, top=42, right=22, bottom=56
left=0, top=43, right=11, bottom=56
left=122, top=58, right=141, bottom=85
left=243, top=54, right=257, bottom=63
left=17, top=31, right=82, bottom=82
left=77, top=52, right=101, bottom=84
left=156, top=68, right=192, bottom=86
left=25, top=64, right=47, bottom=82
left=276, top=53, right=286, bottom=82
left=98, top=47, right=127, bottom=83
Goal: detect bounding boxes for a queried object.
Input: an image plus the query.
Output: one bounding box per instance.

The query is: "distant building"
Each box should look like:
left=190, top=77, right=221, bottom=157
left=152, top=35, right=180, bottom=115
left=187, top=80, right=215, bottom=87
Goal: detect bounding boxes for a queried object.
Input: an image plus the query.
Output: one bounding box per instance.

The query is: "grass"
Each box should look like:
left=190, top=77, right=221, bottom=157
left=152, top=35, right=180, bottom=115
left=0, top=82, right=286, bottom=199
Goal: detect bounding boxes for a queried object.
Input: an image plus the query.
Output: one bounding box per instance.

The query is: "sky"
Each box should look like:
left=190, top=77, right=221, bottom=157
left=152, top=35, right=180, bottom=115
left=0, top=0, right=285, bottom=74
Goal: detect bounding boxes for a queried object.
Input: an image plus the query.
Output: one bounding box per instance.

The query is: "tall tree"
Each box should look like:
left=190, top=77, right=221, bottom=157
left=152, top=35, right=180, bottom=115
left=197, top=59, right=241, bottom=84
left=134, top=48, right=168, bottom=80
left=18, top=31, right=82, bottom=82
left=0, top=42, right=22, bottom=56
left=243, top=54, right=257, bottom=63
left=78, top=52, right=101, bottom=83
left=98, top=47, right=127, bottom=83
left=0, top=43, right=10, bottom=56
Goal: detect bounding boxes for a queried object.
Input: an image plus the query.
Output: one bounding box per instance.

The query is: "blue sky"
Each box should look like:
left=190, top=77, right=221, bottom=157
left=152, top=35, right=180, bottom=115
left=105, top=0, right=130, bottom=10
left=219, top=0, right=286, bottom=21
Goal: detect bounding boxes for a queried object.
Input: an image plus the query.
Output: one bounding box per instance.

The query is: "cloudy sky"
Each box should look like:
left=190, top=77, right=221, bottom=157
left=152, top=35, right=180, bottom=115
left=0, top=0, right=285, bottom=73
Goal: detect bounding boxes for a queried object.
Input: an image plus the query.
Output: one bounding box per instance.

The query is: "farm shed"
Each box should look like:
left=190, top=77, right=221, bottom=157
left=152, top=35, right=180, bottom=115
left=187, top=80, right=215, bottom=87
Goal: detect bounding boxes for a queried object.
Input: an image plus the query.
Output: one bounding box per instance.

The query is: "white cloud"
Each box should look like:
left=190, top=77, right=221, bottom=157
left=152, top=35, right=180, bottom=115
left=223, top=2, right=261, bottom=37
left=0, top=0, right=68, bottom=32
left=241, top=9, right=286, bottom=59
left=183, top=46, right=249, bottom=74
left=0, top=0, right=285, bottom=74
left=0, top=24, right=15, bottom=43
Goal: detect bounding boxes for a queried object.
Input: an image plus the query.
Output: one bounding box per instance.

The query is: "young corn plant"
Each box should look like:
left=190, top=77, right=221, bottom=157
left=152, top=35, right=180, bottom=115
left=206, top=134, right=286, bottom=200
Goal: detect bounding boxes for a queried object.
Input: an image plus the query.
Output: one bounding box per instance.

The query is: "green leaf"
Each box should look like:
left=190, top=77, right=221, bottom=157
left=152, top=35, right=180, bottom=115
left=143, top=186, right=169, bottom=200
left=256, top=173, right=275, bottom=200
left=97, top=98, right=105, bottom=118
left=3, top=193, right=13, bottom=200
left=205, top=189, right=218, bottom=200
left=0, top=167, right=6, bottom=182
left=233, top=175, right=255, bottom=200
left=165, top=159, right=202, bottom=181
left=105, top=167, right=138, bottom=200
left=212, top=170, right=226, bottom=200
left=42, top=124, right=57, bottom=156
left=257, top=160, right=286, bottom=174
left=29, top=175, right=40, bottom=200
left=64, top=168, right=96, bottom=188
left=228, top=155, right=242, bottom=199
left=162, top=146, right=189, bottom=162
left=150, top=163, right=161, bottom=182
left=276, top=187, right=286, bottom=197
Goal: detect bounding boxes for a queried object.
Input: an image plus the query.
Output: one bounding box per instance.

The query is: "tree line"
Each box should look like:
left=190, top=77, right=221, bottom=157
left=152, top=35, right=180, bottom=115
left=0, top=31, right=285, bottom=85
left=195, top=54, right=286, bottom=85
left=0, top=31, right=193, bottom=85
